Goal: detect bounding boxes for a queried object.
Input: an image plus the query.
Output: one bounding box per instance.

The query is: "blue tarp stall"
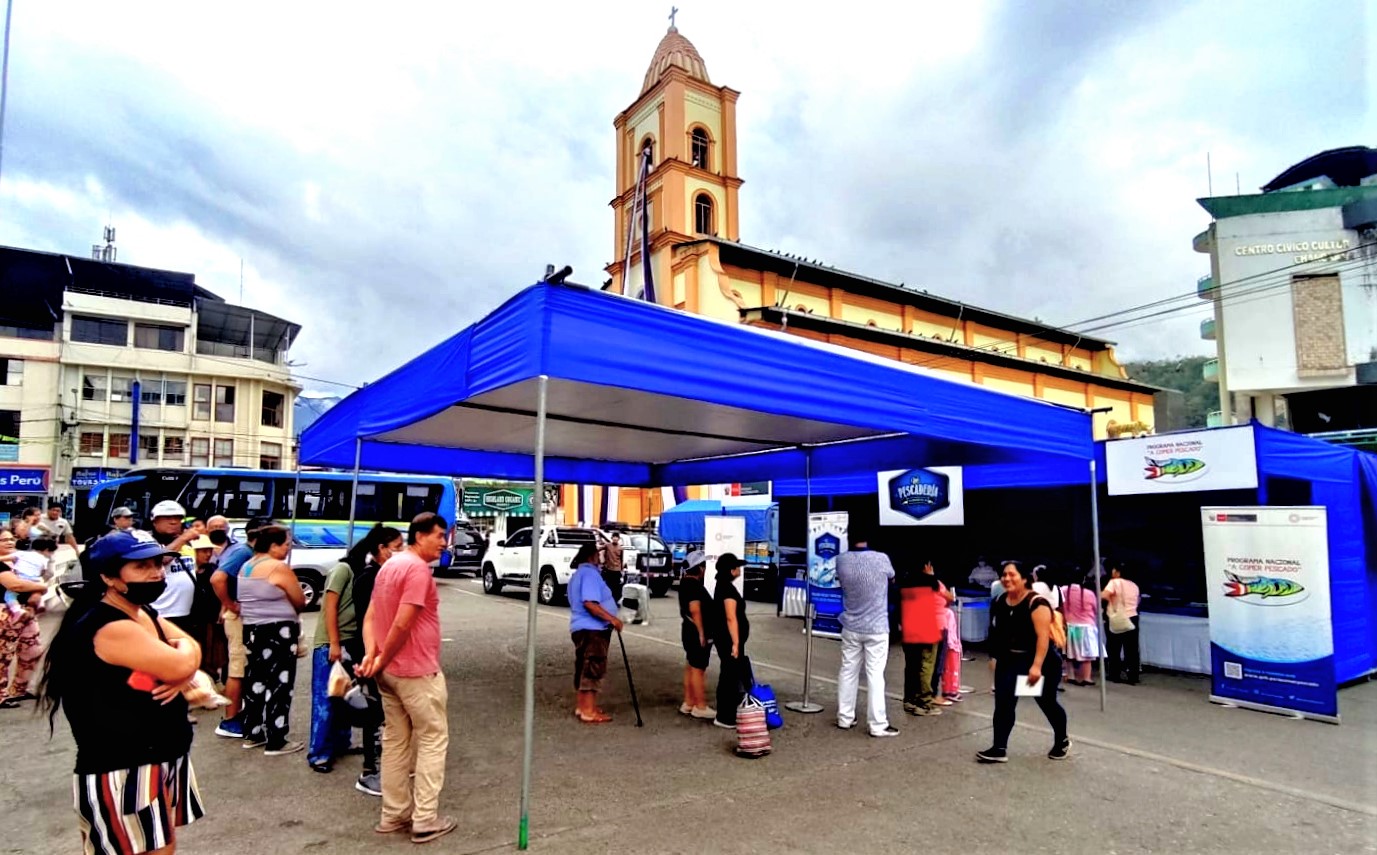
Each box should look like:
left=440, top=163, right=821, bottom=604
left=777, top=423, right=1377, bottom=683
left=659, top=498, right=775, bottom=544
left=299, top=282, right=1096, bottom=847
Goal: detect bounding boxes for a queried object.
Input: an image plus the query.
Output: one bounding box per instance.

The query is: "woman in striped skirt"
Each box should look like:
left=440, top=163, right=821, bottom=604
left=39, top=529, right=207, bottom=854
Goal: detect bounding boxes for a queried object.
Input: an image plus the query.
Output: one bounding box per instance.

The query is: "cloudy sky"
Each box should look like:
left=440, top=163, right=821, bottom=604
left=1, top=0, right=1370, bottom=392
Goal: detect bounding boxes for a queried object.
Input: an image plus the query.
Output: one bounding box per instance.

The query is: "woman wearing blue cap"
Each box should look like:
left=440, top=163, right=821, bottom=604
left=39, top=529, right=206, bottom=855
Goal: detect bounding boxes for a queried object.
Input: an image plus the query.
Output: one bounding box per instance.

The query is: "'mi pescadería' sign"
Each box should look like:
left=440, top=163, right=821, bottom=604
left=877, top=467, right=964, bottom=526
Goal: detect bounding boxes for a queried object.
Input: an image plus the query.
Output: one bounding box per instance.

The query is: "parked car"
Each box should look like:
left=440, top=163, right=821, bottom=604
left=618, top=530, right=676, bottom=597
left=445, top=526, right=489, bottom=576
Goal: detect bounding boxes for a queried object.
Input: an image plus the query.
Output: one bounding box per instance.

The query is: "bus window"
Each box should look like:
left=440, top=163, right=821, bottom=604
left=221, top=479, right=269, bottom=519
left=353, top=482, right=381, bottom=522
left=184, top=477, right=221, bottom=519
left=272, top=480, right=296, bottom=519
left=297, top=482, right=323, bottom=518
left=297, top=481, right=351, bottom=520
left=400, top=483, right=442, bottom=519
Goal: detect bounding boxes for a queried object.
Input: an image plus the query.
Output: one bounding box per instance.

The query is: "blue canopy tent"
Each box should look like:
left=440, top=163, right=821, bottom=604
left=299, top=282, right=1097, bottom=846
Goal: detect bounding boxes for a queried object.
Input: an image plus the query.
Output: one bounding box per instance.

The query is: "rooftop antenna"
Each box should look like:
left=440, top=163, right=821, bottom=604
left=239, top=257, right=244, bottom=303
left=0, top=0, right=12, bottom=196
left=1236, top=172, right=1241, bottom=195
left=1206, top=151, right=1213, bottom=196
left=91, top=224, right=116, bottom=263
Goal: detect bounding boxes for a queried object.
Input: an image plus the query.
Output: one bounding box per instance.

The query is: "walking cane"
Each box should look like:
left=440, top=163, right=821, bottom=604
left=615, top=629, right=644, bottom=727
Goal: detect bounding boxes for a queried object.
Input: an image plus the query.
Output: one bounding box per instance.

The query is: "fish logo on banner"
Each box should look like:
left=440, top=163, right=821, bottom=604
left=887, top=469, right=950, bottom=522
left=1144, top=456, right=1207, bottom=482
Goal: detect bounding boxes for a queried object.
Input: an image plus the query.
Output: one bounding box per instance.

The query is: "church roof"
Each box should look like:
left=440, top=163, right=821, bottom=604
left=642, top=26, right=711, bottom=94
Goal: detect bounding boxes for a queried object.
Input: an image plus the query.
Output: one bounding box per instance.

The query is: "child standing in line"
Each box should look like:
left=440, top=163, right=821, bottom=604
left=941, top=600, right=963, bottom=701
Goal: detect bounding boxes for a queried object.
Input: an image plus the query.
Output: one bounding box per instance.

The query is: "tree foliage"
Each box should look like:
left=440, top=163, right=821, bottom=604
left=1124, top=356, right=1217, bottom=429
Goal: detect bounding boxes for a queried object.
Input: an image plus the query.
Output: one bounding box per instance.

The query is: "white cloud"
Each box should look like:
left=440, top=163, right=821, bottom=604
left=0, top=0, right=1367, bottom=387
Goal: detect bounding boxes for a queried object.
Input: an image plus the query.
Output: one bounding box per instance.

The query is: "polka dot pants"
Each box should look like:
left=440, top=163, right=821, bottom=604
left=241, top=620, right=299, bottom=750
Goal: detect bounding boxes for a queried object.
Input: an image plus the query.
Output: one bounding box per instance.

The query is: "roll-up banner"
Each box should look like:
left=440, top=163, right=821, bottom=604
left=1201, top=506, right=1337, bottom=723
left=704, top=514, right=746, bottom=597
left=808, top=512, right=848, bottom=636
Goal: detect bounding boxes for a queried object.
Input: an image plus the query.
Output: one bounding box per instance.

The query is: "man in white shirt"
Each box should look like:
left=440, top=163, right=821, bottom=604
left=34, top=502, right=78, bottom=550
left=968, top=557, right=998, bottom=589
left=835, top=529, right=899, bottom=738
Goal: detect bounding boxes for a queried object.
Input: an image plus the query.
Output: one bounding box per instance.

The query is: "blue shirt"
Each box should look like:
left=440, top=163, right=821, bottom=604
left=213, top=542, right=254, bottom=601
left=568, top=563, right=617, bottom=633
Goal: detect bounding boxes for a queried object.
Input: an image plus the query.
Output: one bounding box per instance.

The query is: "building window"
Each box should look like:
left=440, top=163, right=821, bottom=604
left=694, top=193, right=715, bottom=235
left=190, top=437, right=210, bottom=467
left=140, top=379, right=163, bottom=405
left=213, top=438, right=233, bottom=467
left=133, top=323, right=185, bottom=352
left=215, top=385, right=236, bottom=423
left=639, top=135, right=655, bottom=167
left=164, top=380, right=187, bottom=407
left=259, top=441, right=283, bottom=470
left=0, top=410, right=17, bottom=443
left=0, top=323, right=54, bottom=340
left=193, top=384, right=212, bottom=420
left=261, top=390, right=285, bottom=428
left=690, top=127, right=710, bottom=169
left=138, top=433, right=160, bottom=461
left=82, top=374, right=108, bottom=402
left=109, top=376, right=134, bottom=403
left=70, top=315, right=128, bottom=346
left=163, top=436, right=185, bottom=462
left=0, top=357, right=21, bottom=386
left=108, top=432, right=131, bottom=459
left=79, top=431, right=104, bottom=455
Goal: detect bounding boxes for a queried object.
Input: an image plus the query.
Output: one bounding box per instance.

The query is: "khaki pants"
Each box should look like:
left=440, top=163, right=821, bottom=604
left=378, top=671, right=449, bottom=827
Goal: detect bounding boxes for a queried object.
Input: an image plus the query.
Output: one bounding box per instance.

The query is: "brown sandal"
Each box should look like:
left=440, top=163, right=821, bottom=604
left=575, top=710, right=613, bottom=724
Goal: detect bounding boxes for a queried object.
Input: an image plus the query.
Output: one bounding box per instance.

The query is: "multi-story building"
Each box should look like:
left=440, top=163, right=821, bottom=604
left=0, top=245, right=300, bottom=523
left=1194, top=146, right=1377, bottom=448
left=574, top=23, right=1159, bottom=525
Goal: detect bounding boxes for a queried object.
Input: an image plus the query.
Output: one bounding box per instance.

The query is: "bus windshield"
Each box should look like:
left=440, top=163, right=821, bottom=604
left=83, top=467, right=457, bottom=546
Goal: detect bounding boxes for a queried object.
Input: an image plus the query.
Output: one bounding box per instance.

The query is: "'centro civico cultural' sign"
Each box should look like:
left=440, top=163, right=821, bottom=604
left=1233, top=238, right=1352, bottom=264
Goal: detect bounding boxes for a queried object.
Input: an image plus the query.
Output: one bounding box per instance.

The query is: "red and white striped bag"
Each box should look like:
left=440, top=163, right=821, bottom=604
left=734, top=695, right=772, bottom=758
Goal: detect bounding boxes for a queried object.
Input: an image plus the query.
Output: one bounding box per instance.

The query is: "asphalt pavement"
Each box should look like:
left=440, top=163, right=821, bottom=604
left=4, top=576, right=1375, bottom=854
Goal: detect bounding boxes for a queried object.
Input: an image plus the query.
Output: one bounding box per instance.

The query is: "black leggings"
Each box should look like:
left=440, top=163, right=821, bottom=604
left=242, top=620, right=300, bottom=750
left=714, top=642, right=750, bottom=725
left=992, top=650, right=1068, bottom=750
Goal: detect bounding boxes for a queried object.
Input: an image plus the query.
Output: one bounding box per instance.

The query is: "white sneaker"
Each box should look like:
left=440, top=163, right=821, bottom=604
left=690, top=706, right=717, bottom=720
left=711, top=718, right=735, bottom=729
left=678, top=703, right=693, bottom=716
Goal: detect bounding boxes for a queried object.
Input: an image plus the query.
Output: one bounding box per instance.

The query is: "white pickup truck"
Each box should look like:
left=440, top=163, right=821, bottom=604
left=481, top=526, right=602, bottom=606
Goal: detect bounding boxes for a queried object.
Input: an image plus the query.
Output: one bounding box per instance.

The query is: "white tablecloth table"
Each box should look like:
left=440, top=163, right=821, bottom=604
left=1138, top=612, right=1211, bottom=675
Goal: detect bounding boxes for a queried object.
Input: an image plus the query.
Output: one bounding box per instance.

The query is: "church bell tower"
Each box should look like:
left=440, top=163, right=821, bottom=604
left=607, top=19, right=743, bottom=305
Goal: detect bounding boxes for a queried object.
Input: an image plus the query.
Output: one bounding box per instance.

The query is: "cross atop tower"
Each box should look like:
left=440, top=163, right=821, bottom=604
left=669, top=6, right=678, bottom=29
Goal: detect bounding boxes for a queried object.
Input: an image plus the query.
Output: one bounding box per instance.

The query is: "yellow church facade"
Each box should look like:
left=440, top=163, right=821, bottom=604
left=563, top=24, right=1157, bottom=527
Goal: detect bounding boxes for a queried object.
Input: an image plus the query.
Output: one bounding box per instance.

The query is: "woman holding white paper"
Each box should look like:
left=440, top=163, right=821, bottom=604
left=977, top=561, right=1070, bottom=764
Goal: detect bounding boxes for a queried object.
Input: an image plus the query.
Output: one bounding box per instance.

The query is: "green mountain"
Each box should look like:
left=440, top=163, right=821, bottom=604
left=1124, top=356, right=1217, bottom=430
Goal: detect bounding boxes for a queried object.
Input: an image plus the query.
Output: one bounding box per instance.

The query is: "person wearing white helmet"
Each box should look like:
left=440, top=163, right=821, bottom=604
left=147, top=502, right=203, bottom=660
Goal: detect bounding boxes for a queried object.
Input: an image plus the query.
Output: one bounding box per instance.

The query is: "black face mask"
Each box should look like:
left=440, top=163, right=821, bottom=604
left=208, top=530, right=229, bottom=546
left=121, top=580, right=167, bottom=606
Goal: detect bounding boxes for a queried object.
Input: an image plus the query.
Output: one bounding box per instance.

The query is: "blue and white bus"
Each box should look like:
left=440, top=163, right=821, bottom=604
left=84, top=467, right=460, bottom=605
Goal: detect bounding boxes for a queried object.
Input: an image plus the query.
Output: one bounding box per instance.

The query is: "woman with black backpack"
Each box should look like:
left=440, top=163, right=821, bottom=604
left=307, top=523, right=402, bottom=795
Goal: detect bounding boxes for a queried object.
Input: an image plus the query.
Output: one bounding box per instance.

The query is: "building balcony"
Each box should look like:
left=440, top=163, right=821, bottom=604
left=1193, top=228, right=1213, bottom=254
left=1200, top=317, right=1216, bottom=340
left=1206, top=410, right=1224, bottom=427
left=1203, top=358, right=1219, bottom=383
left=1197, top=274, right=1216, bottom=300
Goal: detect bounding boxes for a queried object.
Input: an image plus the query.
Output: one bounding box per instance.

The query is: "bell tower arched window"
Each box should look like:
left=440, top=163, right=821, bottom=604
left=690, top=127, right=710, bottom=170
left=694, top=192, right=715, bottom=235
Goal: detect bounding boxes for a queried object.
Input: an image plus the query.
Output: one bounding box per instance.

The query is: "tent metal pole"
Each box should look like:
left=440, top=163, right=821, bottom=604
left=1090, top=457, right=1106, bottom=712
left=518, top=375, right=548, bottom=850
left=786, top=449, right=823, bottom=714
left=346, top=439, right=361, bottom=546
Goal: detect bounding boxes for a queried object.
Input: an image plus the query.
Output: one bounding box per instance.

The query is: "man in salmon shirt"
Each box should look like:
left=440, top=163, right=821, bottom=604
left=900, top=559, right=946, bottom=716
left=358, top=512, right=456, bottom=845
